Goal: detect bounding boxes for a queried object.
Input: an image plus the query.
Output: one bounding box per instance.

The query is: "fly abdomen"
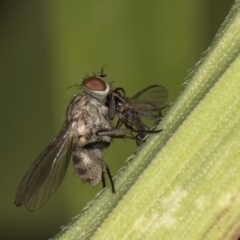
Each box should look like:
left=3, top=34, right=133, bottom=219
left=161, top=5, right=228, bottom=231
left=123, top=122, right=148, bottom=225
left=72, top=144, right=107, bottom=186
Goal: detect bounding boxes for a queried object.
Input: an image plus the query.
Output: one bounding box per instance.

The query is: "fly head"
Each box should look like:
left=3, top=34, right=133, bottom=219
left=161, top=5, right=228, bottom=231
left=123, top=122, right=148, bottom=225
left=82, top=70, right=110, bottom=101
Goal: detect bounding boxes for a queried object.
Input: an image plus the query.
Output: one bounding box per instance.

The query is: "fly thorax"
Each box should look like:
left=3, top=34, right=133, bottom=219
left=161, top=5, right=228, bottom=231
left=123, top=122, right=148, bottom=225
left=101, top=104, right=109, bottom=118
left=67, top=95, right=89, bottom=121
left=99, top=106, right=112, bottom=129
left=88, top=99, right=112, bottom=131
left=71, top=121, right=90, bottom=137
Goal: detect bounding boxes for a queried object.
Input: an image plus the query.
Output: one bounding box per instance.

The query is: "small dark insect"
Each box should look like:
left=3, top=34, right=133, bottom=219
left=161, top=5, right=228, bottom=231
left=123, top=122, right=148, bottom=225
left=101, top=85, right=168, bottom=145
left=15, top=70, right=114, bottom=211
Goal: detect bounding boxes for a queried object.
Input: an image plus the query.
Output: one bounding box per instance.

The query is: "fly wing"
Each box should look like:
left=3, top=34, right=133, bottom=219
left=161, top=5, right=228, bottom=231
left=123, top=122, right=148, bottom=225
left=130, top=85, right=168, bottom=118
left=15, top=128, right=73, bottom=211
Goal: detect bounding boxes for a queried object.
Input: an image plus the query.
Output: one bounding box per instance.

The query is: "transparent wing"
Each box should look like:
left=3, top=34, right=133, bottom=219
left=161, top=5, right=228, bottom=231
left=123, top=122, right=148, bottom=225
left=130, top=85, right=168, bottom=117
left=15, top=128, right=73, bottom=211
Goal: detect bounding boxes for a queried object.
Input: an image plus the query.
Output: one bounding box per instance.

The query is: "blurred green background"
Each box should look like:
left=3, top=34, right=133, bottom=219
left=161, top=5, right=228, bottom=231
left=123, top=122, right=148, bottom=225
left=0, top=1, right=233, bottom=239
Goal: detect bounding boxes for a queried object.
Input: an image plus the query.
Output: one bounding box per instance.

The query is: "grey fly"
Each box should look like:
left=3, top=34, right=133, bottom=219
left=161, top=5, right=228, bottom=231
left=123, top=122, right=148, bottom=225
left=15, top=70, right=114, bottom=211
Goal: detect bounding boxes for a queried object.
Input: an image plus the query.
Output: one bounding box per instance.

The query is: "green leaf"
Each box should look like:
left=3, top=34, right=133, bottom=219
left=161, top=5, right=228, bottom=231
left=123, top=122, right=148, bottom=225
left=53, top=2, right=240, bottom=240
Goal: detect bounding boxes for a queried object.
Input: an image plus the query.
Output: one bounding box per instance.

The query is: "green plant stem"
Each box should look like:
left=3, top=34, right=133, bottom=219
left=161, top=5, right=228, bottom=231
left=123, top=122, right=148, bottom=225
left=52, top=2, right=240, bottom=240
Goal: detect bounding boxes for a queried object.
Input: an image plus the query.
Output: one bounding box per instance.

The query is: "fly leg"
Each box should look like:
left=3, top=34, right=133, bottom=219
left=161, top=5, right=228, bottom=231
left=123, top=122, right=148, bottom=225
left=106, top=166, right=115, bottom=193
left=101, top=162, right=115, bottom=193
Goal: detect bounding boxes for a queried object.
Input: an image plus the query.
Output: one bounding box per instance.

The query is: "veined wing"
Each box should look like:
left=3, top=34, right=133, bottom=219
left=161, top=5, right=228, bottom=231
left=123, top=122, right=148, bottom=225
left=15, top=128, right=73, bottom=211
left=130, top=85, right=168, bottom=117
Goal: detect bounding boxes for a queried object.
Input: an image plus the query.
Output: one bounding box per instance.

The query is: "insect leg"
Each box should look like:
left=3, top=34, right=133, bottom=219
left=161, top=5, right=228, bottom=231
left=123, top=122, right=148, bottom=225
left=106, top=166, right=115, bottom=193
left=101, top=171, right=106, bottom=189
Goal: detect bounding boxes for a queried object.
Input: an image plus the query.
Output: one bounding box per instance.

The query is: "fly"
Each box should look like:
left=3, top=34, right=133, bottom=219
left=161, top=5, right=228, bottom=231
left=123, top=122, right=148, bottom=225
left=102, top=85, right=168, bottom=144
left=15, top=69, right=114, bottom=211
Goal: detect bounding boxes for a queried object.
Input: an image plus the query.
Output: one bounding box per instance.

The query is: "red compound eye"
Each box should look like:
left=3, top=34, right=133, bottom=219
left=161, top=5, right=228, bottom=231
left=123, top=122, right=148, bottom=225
left=83, top=77, right=107, bottom=91
left=82, top=75, right=110, bottom=100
